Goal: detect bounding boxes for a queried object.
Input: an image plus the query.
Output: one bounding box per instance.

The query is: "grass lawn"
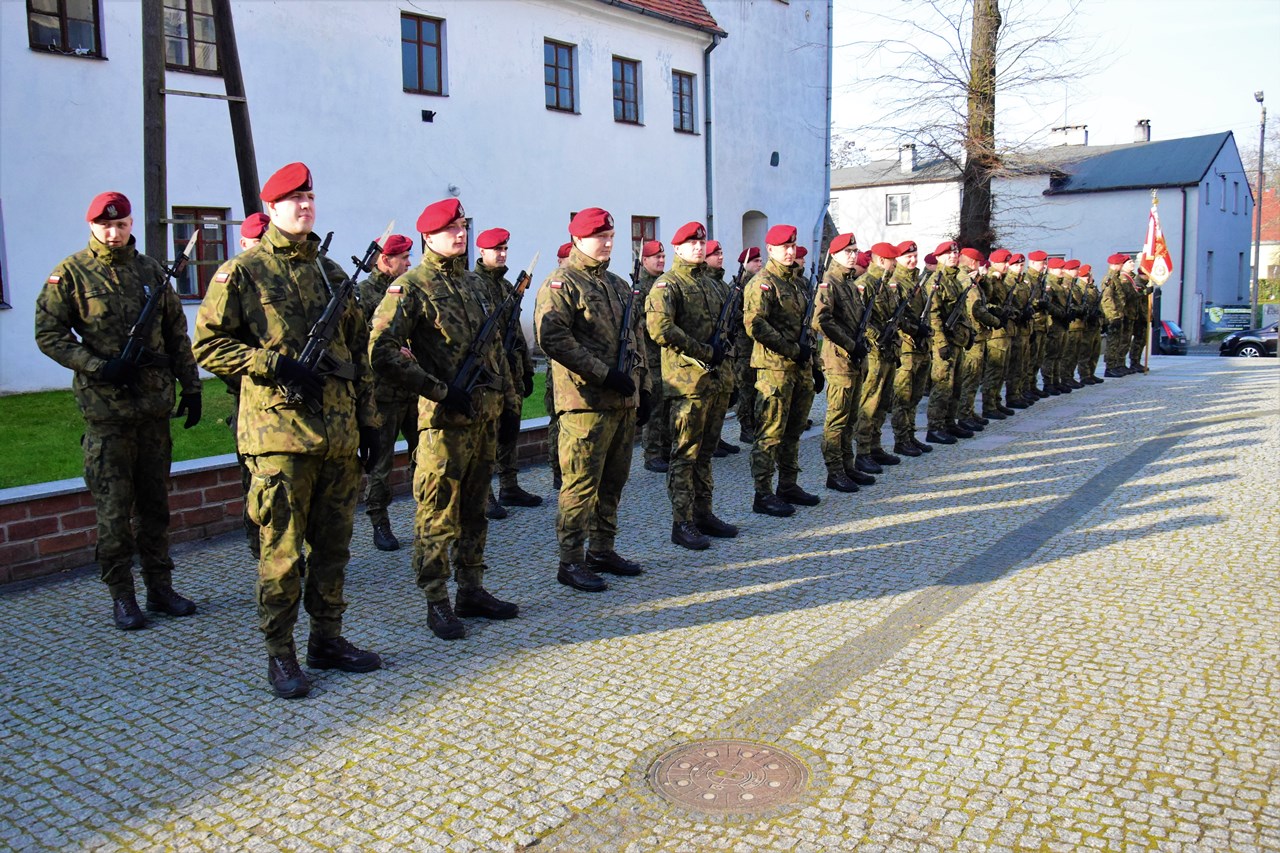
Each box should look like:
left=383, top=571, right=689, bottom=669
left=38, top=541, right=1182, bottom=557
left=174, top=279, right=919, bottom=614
left=0, top=372, right=549, bottom=490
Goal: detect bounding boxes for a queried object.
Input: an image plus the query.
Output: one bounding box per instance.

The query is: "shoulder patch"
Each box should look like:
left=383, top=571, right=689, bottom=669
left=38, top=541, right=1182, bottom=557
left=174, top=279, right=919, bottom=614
left=760, top=282, right=771, bottom=290
left=549, top=280, right=563, bottom=289
left=655, top=282, right=667, bottom=289
left=214, top=272, right=230, bottom=283
left=388, top=285, right=404, bottom=295
left=818, top=282, right=828, bottom=288
left=47, top=274, right=60, bottom=284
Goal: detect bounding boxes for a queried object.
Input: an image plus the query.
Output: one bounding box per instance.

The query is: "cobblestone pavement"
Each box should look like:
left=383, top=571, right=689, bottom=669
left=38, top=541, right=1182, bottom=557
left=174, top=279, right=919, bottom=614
left=1, top=357, right=1277, bottom=853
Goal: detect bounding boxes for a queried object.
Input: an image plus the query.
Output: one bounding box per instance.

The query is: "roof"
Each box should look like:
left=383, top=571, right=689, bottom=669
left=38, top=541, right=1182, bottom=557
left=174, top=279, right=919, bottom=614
left=831, top=156, right=961, bottom=190
left=598, top=0, right=725, bottom=36
left=1006, top=132, right=1235, bottom=195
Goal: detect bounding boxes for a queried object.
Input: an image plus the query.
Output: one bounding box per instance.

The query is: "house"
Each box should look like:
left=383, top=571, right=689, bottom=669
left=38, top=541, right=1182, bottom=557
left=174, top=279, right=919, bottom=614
left=0, top=0, right=832, bottom=393
left=828, top=144, right=962, bottom=253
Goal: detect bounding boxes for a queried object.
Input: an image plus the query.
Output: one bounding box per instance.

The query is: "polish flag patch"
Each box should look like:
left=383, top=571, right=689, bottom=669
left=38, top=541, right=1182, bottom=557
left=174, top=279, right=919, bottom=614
left=549, top=280, right=563, bottom=289
left=759, top=282, right=771, bottom=290
left=655, top=282, right=667, bottom=288
left=388, top=285, right=403, bottom=295
left=214, top=272, right=230, bottom=283
left=47, top=274, right=61, bottom=284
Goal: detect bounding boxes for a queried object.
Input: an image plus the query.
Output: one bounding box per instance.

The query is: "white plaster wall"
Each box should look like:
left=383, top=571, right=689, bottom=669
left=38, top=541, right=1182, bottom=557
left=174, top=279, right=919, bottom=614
left=829, top=179, right=962, bottom=252
left=1193, top=136, right=1256, bottom=310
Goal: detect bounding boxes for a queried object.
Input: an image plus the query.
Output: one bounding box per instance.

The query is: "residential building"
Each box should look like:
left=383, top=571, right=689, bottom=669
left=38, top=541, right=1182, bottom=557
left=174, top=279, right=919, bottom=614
left=829, top=144, right=962, bottom=252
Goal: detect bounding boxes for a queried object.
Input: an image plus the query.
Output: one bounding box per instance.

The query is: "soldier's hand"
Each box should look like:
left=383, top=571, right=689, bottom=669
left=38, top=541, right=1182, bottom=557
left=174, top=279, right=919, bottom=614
left=522, top=373, right=535, bottom=398
left=441, top=384, right=475, bottom=417
left=728, top=387, right=740, bottom=409
left=357, top=426, right=380, bottom=474
left=497, top=409, right=521, bottom=446
left=99, top=358, right=138, bottom=387
left=636, top=389, right=653, bottom=426
left=274, top=354, right=323, bottom=402
left=603, top=368, right=637, bottom=398
left=812, top=363, right=825, bottom=394
left=795, top=342, right=813, bottom=365
left=939, top=344, right=954, bottom=361
left=852, top=338, right=870, bottom=361
left=708, top=339, right=728, bottom=367
left=173, top=392, right=202, bottom=429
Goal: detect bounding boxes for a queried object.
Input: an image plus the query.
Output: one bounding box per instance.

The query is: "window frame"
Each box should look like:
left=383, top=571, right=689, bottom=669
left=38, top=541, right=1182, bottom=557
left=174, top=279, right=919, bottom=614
left=171, top=206, right=230, bottom=300
left=672, top=70, right=696, bottom=134
left=26, top=0, right=104, bottom=58
left=163, top=0, right=219, bottom=75
left=885, top=193, right=912, bottom=225
left=631, top=216, right=658, bottom=257
left=401, top=12, right=445, bottom=97
left=612, top=56, right=641, bottom=125
left=545, top=39, right=576, bottom=113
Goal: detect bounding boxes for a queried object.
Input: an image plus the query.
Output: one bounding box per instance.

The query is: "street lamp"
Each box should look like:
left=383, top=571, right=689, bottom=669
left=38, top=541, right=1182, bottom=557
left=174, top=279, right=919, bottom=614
left=1251, top=91, right=1266, bottom=322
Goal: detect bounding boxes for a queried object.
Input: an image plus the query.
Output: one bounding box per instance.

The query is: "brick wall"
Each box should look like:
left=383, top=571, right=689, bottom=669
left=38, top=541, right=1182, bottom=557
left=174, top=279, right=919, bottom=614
left=0, top=424, right=550, bottom=587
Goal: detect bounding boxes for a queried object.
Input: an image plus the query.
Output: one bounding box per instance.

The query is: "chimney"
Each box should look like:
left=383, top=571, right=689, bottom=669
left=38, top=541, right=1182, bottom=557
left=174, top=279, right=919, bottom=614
left=1134, top=119, right=1151, bottom=143
left=1049, top=125, right=1089, bottom=146
left=899, top=143, right=916, bottom=174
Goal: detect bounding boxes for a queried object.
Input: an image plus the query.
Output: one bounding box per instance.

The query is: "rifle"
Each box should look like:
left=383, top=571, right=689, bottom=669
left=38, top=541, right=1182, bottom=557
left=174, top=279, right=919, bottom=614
left=1064, top=281, right=1079, bottom=321
left=616, top=276, right=641, bottom=374
left=879, top=277, right=914, bottom=353
left=707, top=264, right=746, bottom=359
left=1023, top=270, right=1047, bottom=323
left=944, top=276, right=976, bottom=340
left=796, top=261, right=819, bottom=357
left=118, top=231, right=198, bottom=377
left=281, top=231, right=363, bottom=413
left=501, top=252, right=540, bottom=358
left=455, top=253, right=539, bottom=393
left=997, top=273, right=1020, bottom=325
left=349, top=220, right=396, bottom=285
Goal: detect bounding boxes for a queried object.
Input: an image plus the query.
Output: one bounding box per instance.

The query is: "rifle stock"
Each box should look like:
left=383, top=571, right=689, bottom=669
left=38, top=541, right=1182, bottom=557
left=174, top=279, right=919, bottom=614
left=118, top=230, right=198, bottom=375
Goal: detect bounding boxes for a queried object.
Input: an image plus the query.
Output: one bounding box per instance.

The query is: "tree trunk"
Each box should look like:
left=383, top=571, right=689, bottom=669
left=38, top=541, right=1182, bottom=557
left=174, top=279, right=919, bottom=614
left=959, top=0, right=1001, bottom=251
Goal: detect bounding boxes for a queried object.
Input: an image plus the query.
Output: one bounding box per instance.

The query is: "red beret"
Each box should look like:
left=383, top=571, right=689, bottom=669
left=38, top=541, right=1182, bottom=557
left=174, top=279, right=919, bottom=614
left=923, top=253, right=938, bottom=265
left=1107, top=253, right=1128, bottom=265
left=828, top=233, right=855, bottom=254
left=557, top=242, right=573, bottom=260
left=1063, top=259, right=1081, bottom=271
left=855, top=251, right=871, bottom=268
left=382, top=234, right=413, bottom=256
left=641, top=240, right=663, bottom=258
left=239, top=212, right=269, bottom=240
left=672, top=221, right=707, bottom=244
left=871, top=242, right=900, bottom=259
left=1078, top=264, right=1092, bottom=276
left=1045, top=257, right=1065, bottom=270
left=476, top=227, right=510, bottom=249
left=568, top=207, right=614, bottom=238
left=86, top=191, right=131, bottom=222
left=934, top=240, right=959, bottom=256
left=1027, top=250, right=1049, bottom=262
left=796, top=246, right=808, bottom=259
left=989, top=248, right=1011, bottom=264
left=417, top=198, right=465, bottom=234
left=260, top=162, right=312, bottom=203
left=1009, top=253, right=1025, bottom=264
left=705, top=240, right=722, bottom=256
left=960, top=247, right=985, bottom=263
left=896, top=240, right=918, bottom=255
left=765, top=224, right=797, bottom=245
left=738, top=246, right=761, bottom=264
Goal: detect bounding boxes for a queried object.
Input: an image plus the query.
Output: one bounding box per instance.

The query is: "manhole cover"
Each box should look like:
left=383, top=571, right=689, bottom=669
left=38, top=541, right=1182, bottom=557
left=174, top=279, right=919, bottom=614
left=648, top=739, right=809, bottom=814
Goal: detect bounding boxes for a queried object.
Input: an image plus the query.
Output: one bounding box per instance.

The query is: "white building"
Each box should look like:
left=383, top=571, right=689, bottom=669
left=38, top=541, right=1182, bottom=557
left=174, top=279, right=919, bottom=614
left=0, top=0, right=832, bottom=393
left=829, top=144, right=962, bottom=252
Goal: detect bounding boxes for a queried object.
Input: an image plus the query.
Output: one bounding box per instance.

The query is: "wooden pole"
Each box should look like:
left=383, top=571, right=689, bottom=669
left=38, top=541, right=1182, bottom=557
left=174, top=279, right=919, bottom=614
left=212, top=0, right=260, bottom=215
left=141, top=0, right=167, bottom=264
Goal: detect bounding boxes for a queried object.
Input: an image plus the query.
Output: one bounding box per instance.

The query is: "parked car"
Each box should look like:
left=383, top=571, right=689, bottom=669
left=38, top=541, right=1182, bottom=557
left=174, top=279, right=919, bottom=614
left=1154, top=319, right=1188, bottom=355
left=1218, top=323, right=1278, bottom=357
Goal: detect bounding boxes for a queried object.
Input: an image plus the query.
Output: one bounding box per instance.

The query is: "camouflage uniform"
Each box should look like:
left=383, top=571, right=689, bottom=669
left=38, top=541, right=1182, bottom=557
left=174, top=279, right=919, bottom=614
left=958, top=271, right=1000, bottom=421
left=1078, top=278, right=1103, bottom=380
left=814, top=258, right=867, bottom=474
left=1026, top=270, right=1050, bottom=393
left=1100, top=270, right=1128, bottom=372
left=1004, top=271, right=1032, bottom=403
left=854, top=264, right=896, bottom=455
left=645, top=256, right=731, bottom=523
left=193, top=224, right=378, bottom=657
left=743, top=258, right=815, bottom=496
left=534, top=247, right=650, bottom=564
left=890, top=264, right=929, bottom=446
left=1126, top=271, right=1154, bottom=369
left=1041, top=274, right=1071, bottom=388
left=358, top=267, right=420, bottom=528
left=368, top=249, right=517, bottom=602
left=474, top=260, right=535, bottom=491
left=730, top=274, right=757, bottom=440
left=702, top=263, right=738, bottom=463
left=637, top=267, right=670, bottom=464
left=981, top=270, right=1013, bottom=413
left=926, top=265, right=972, bottom=432
left=35, top=235, right=201, bottom=599
left=1065, top=276, right=1087, bottom=382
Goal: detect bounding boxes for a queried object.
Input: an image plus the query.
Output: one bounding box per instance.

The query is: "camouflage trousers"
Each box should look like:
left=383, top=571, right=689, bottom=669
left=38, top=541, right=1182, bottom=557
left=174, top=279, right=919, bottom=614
left=227, top=392, right=258, bottom=555
left=667, top=391, right=729, bottom=522
left=245, top=452, right=358, bottom=656
left=1027, top=324, right=1048, bottom=391
left=1041, top=325, right=1067, bottom=386
left=1079, top=327, right=1102, bottom=379
left=751, top=367, right=815, bottom=495
left=642, top=356, right=671, bottom=463
left=1128, top=316, right=1150, bottom=368
left=1105, top=320, right=1129, bottom=371
left=821, top=369, right=864, bottom=474
left=927, top=345, right=961, bottom=431
left=856, top=348, right=894, bottom=454
left=82, top=418, right=176, bottom=599
left=891, top=350, right=928, bottom=444
left=364, top=397, right=419, bottom=525
left=544, top=367, right=560, bottom=484
left=494, top=404, right=524, bottom=490
left=556, top=408, right=635, bottom=564
left=733, top=355, right=757, bottom=435
left=1065, top=327, right=1085, bottom=381
left=981, top=336, right=1011, bottom=410
left=956, top=340, right=986, bottom=421
left=1006, top=330, right=1030, bottom=400
left=412, top=418, right=497, bottom=602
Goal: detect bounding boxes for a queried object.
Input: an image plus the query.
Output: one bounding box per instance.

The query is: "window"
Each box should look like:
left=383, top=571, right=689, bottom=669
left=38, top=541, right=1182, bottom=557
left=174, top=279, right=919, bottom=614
left=164, top=0, right=218, bottom=74
left=27, top=0, right=102, bottom=57
left=1233, top=181, right=1239, bottom=214
left=402, top=13, right=444, bottom=95
left=672, top=71, right=696, bottom=133
left=171, top=207, right=229, bottom=299
left=1204, top=182, right=1210, bottom=205
left=886, top=193, right=911, bottom=225
left=631, top=216, right=658, bottom=255
left=545, top=40, right=576, bottom=112
left=1220, top=175, right=1227, bottom=210
left=612, top=57, right=641, bottom=124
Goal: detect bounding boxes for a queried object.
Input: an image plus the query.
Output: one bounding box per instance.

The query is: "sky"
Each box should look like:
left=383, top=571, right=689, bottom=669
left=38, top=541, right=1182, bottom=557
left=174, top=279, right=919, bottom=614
left=829, top=0, right=1280, bottom=159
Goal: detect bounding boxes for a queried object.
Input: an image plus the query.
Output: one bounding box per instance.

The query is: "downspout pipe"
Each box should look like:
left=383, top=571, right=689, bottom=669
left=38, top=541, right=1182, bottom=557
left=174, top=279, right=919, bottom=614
left=811, top=0, right=834, bottom=258
left=1180, top=186, right=1188, bottom=332
left=704, top=34, right=720, bottom=238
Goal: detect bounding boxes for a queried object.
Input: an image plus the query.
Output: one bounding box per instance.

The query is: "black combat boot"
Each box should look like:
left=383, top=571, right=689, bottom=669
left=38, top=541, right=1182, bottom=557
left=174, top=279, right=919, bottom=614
left=826, top=471, right=860, bottom=492
left=306, top=635, right=382, bottom=672
left=485, top=490, right=508, bottom=519
left=671, top=521, right=711, bottom=551
left=982, top=406, right=1007, bottom=421
left=456, top=586, right=520, bottom=620
left=959, top=417, right=985, bottom=432
left=112, top=593, right=147, bottom=630
left=268, top=651, right=311, bottom=699
left=845, top=465, right=877, bottom=485
left=752, top=493, right=795, bottom=517
left=643, top=458, right=670, bottom=473
left=946, top=423, right=974, bottom=439
left=777, top=483, right=820, bottom=506
left=739, top=427, right=755, bottom=444
left=371, top=520, right=400, bottom=552
left=427, top=598, right=466, bottom=639
left=717, top=438, right=740, bottom=455
left=557, top=562, right=608, bottom=592
left=694, top=511, right=739, bottom=538
left=499, top=484, right=543, bottom=508
left=869, top=448, right=901, bottom=466
left=854, top=455, right=883, bottom=475
left=587, top=550, right=644, bottom=576
left=926, top=429, right=957, bottom=445
left=893, top=442, right=922, bottom=458
left=145, top=585, right=197, bottom=617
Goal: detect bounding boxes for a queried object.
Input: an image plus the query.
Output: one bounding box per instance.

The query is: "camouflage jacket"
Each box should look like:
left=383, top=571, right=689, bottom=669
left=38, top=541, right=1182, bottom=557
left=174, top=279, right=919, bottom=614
left=358, top=268, right=416, bottom=406
left=1123, top=271, right=1153, bottom=318
left=1068, top=278, right=1089, bottom=330
left=35, top=235, right=200, bottom=423
left=1081, top=280, right=1103, bottom=327
left=473, top=260, right=535, bottom=388
left=192, top=224, right=378, bottom=457
left=703, top=265, right=740, bottom=385
left=533, top=246, right=650, bottom=414
left=1045, top=274, right=1072, bottom=327
left=986, top=271, right=1013, bottom=339
left=725, top=263, right=752, bottom=358
left=636, top=267, right=663, bottom=375
left=851, top=264, right=893, bottom=352
left=645, top=256, right=726, bottom=398
left=1026, top=268, right=1051, bottom=330
left=814, top=259, right=865, bottom=377
left=891, top=263, right=928, bottom=355
left=967, top=271, right=1002, bottom=342
left=368, top=248, right=518, bottom=429
left=1100, top=271, right=1126, bottom=323
left=743, top=258, right=807, bottom=373
left=930, top=265, right=975, bottom=350
left=1005, top=271, right=1030, bottom=332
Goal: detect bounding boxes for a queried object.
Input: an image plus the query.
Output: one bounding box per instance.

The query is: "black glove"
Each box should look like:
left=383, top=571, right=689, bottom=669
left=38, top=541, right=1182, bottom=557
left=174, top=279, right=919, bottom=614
left=274, top=354, right=323, bottom=403
left=812, top=363, right=825, bottom=394
left=852, top=338, right=871, bottom=361
left=357, top=426, right=380, bottom=474
left=795, top=342, right=813, bottom=365
left=989, top=306, right=1006, bottom=323
left=636, top=389, right=654, bottom=427
left=939, top=344, right=954, bottom=361
left=497, top=409, right=520, bottom=446
left=728, top=387, right=740, bottom=409
left=708, top=339, right=728, bottom=367
left=172, top=392, right=202, bottom=429
left=522, top=373, right=535, bottom=398
left=99, top=358, right=138, bottom=387
left=441, top=383, right=474, bottom=417
left=603, top=367, right=637, bottom=397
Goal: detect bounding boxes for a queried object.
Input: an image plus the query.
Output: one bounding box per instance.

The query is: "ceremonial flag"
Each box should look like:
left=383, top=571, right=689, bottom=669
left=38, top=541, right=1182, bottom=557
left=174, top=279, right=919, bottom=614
left=1140, top=193, right=1173, bottom=285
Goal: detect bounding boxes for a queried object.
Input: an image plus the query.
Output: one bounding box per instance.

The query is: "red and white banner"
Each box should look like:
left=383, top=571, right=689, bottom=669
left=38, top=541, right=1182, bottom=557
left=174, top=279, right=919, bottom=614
left=1140, top=196, right=1174, bottom=285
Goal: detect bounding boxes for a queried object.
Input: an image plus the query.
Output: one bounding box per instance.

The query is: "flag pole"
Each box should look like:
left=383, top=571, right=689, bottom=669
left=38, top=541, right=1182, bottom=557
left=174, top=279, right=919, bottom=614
left=1144, top=189, right=1157, bottom=373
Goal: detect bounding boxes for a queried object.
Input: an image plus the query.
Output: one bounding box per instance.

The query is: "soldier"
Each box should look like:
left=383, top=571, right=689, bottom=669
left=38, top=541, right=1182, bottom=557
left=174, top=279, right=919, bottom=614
left=193, top=163, right=382, bottom=698
left=814, top=232, right=873, bottom=491
left=732, top=246, right=763, bottom=444
left=637, top=239, right=671, bottom=472
left=1024, top=250, right=1051, bottom=398
left=542, top=241, right=574, bottom=491
left=924, top=241, right=970, bottom=444
left=534, top=208, right=652, bottom=593
left=852, top=242, right=902, bottom=473
left=1002, top=253, right=1034, bottom=409
left=1101, top=254, right=1130, bottom=377
left=230, top=212, right=271, bottom=558
left=367, top=199, right=521, bottom=640
left=473, top=227, right=541, bottom=512
left=1041, top=257, right=1072, bottom=394
left=645, top=222, right=738, bottom=550
left=1077, top=264, right=1104, bottom=384
left=356, top=233, right=416, bottom=552
left=954, top=249, right=998, bottom=432
left=35, top=191, right=202, bottom=631
left=980, top=248, right=1016, bottom=421
left=703, top=240, right=741, bottom=458
left=889, top=240, right=931, bottom=457
left=1060, top=259, right=1087, bottom=389
left=743, top=224, right=821, bottom=516
left=1124, top=256, right=1154, bottom=373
